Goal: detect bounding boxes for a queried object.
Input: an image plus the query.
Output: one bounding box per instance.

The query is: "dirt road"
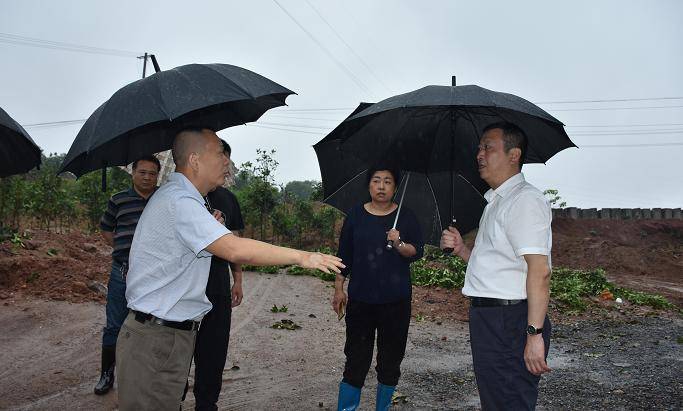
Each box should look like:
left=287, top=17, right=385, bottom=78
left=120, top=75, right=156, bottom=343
left=1, top=271, right=681, bottom=410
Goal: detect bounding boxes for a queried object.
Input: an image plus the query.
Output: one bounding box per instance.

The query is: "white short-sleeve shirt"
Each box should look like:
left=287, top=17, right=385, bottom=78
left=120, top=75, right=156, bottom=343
left=126, top=172, right=230, bottom=321
left=462, top=173, right=552, bottom=299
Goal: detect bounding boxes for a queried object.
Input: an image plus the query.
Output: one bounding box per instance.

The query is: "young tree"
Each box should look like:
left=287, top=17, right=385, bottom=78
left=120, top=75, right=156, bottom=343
left=543, top=188, right=567, bottom=209
left=238, top=149, right=280, bottom=241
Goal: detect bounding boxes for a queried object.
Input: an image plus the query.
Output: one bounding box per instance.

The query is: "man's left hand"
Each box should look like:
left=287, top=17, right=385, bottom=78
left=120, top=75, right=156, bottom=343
left=524, top=334, right=551, bottom=376
left=231, top=280, right=243, bottom=307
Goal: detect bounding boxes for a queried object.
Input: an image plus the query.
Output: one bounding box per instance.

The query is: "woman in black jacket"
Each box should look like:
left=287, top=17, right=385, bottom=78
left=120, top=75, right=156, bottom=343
left=333, top=165, right=424, bottom=411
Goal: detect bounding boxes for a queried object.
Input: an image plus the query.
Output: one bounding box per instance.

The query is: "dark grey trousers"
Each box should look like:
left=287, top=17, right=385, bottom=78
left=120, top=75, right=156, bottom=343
left=469, top=302, right=551, bottom=411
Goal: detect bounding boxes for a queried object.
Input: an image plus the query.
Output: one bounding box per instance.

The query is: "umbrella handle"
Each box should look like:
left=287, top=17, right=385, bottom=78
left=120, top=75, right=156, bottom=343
left=386, top=173, right=411, bottom=251
left=442, top=218, right=457, bottom=255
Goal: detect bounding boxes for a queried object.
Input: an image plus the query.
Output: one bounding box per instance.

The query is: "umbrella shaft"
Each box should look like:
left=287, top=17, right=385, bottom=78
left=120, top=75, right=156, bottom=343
left=391, top=172, right=411, bottom=229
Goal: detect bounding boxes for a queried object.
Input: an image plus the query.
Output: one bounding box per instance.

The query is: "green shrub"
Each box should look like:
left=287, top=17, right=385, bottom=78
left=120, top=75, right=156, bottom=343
left=410, top=245, right=467, bottom=289
left=243, top=265, right=282, bottom=274
left=287, top=265, right=336, bottom=282
left=551, top=267, right=675, bottom=312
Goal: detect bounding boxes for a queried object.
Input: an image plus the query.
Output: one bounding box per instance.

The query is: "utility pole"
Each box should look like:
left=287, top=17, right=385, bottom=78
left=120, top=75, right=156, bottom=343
left=137, top=52, right=148, bottom=78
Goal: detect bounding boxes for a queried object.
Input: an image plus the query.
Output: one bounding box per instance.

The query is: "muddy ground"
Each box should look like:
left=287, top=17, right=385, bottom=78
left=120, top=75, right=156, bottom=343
left=0, top=219, right=681, bottom=410
left=1, top=271, right=681, bottom=411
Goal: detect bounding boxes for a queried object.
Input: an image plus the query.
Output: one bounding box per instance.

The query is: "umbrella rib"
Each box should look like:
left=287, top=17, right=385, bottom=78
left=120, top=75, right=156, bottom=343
left=456, top=173, right=486, bottom=201
left=424, top=173, right=444, bottom=232
left=323, top=168, right=368, bottom=203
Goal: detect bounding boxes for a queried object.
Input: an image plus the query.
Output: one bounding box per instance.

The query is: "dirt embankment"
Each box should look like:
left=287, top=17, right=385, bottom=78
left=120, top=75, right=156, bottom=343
left=551, top=219, right=682, bottom=306
left=0, top=229, right=111, bottom=303
left=1, top=219, right=681, bottom=309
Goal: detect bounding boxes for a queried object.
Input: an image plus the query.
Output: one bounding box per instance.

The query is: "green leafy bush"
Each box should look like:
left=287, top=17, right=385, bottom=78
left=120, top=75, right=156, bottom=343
left=551, top=267, right=675, bottom=312
left=410, top=245, right=467, bottom=289
left=287, top=265, right=336, bottom=282
left=243, top=265, right=282, bottom=274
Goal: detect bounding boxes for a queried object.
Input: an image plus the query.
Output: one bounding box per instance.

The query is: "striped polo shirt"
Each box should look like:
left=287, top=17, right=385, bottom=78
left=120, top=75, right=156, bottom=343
left=100, top=187, right=153, bottom=263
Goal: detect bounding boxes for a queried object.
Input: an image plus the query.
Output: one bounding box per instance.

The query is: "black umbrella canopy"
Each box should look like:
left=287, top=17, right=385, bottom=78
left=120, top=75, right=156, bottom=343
left=314, top=103, right=487, bottom=245
left=319, top=84, right=575, bottom=174
left=0, top=106, right=42, bottom=177
left=59, top=63, right=295, bottom=176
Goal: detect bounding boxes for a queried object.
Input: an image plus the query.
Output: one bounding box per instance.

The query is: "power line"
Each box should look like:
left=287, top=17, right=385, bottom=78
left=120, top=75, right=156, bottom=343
left=536, top=96, right=683, bottom=104
left=271, top=0, right=373, bottom=97
left=266, top=114, right=344, bottom=122
left=22, top=119, right=86, bottom=128
left=567, top=123, right=683, bottom=128
left=549, top=105, right=683, bottom=112
left=258, top=121, right=332, bottom=130
left=578, top=142, right=683, bottom=148
left=303, top=0, right=391, bottom=93
left=0, top=32, right=141, bottom=58
left=570, top=130, right=683, bottom=136
left=245, top=123, right=322, bottom=135
left=277, top=107, right=356, bottom=112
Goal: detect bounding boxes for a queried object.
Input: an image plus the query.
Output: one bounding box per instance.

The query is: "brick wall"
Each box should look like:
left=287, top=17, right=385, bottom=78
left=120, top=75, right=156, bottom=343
left=552, top=207, right=682, bottom=220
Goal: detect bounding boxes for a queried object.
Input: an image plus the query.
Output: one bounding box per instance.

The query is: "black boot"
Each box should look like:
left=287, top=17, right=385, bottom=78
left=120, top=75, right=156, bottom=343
left=94, top=345, right=116, bottom=395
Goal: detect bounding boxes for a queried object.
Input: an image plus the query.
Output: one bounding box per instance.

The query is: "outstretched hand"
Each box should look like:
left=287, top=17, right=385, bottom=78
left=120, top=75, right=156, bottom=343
left=300, top=252, right=344, bottom=274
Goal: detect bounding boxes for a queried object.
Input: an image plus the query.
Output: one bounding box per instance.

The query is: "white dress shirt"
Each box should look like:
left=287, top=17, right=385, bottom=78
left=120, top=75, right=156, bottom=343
left=462, top=173, right=552, bottom=300
left=126, top=172, right=230, bottom=321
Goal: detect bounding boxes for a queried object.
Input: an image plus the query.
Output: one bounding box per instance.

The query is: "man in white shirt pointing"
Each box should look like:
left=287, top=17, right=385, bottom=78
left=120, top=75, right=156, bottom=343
left=441, top=122, right=552, bottom=410
left=116, top=127, right=344, bottom=410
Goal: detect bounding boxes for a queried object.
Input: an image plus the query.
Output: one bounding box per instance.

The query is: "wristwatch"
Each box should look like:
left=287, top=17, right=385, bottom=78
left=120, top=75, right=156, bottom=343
left=526, top=325, right=543, bottom=335
left=397, top=240, right=406, bottom=248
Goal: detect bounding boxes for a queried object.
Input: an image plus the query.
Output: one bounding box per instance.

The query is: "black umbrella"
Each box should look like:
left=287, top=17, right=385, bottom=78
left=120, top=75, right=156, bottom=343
left=59, top=63, right=295, bottom=177
left=315, top=84, right=575, bottom=244
left=314, top=103, right=488, bottom=247
left=0, top=106, right=42, bottom=177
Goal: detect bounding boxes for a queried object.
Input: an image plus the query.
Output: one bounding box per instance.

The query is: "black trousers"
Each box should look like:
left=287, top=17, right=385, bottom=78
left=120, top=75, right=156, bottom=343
left=469, top=301, right=551, bottom=411
left=193, top=292, right=232, bottom=411
left=342, top=298, right=411, bottom=388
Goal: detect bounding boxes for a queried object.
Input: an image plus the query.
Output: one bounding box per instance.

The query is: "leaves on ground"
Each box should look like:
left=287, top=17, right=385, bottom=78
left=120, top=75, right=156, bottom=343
left=271, top=319, right=301, bottom=330
left=271, top=304, right=288, bottom=313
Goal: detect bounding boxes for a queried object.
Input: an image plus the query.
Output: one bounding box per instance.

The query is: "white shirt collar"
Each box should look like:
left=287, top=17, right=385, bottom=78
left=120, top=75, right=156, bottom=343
left=483, top=173, right=525, bottom=203
left=167, top=172, right=204, bottom=202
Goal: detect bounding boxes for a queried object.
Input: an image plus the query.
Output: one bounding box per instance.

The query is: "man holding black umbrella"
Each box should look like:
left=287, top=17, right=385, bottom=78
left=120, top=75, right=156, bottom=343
left=116, top=127, right=343, bottom=410
left=441, top=122, right=552, bottom=410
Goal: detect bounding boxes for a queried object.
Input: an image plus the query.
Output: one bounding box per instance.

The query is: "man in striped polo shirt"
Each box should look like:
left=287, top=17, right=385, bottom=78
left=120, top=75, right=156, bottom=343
left=94, top=155, right=161, bottom=395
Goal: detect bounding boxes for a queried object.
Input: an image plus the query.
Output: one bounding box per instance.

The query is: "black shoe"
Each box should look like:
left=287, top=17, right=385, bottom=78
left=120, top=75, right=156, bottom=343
left=94, top=345, right=116, bottom=395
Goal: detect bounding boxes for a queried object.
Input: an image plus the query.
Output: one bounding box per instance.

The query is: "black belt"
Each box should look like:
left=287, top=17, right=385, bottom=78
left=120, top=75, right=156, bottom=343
left=133, top=310, right=200, bottom=331
left=470, top=297, right=526, bottom=307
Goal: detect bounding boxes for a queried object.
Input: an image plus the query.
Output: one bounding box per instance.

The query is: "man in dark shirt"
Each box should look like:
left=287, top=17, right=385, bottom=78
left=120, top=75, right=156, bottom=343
left=191, top=139, right=245, bottom=410
left=94, top=155, right=160, bottom=395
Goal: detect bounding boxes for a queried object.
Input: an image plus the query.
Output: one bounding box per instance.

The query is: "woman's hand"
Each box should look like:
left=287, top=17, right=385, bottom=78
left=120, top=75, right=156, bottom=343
left=332, top=288, right=347, bottom=316
left=386, top=228, right=401, bottom=245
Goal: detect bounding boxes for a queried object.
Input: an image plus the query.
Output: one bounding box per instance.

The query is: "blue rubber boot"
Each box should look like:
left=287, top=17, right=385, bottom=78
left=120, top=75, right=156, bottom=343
left=337, top=381, right=362, bottom=411
left=375, top=383, right=396, bottom=411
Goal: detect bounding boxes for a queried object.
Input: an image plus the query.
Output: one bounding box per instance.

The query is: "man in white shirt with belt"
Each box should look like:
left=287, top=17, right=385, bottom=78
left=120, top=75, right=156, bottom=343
left=441, top=122, right=552, bottom=410
left=116, top=127, right=344, bottom=410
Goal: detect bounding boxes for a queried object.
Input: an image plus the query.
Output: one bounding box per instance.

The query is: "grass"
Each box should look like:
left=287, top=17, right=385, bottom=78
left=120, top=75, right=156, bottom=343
left=245, top=244, right=676, bottom=314
left=551, top=267, right=675, bottom=312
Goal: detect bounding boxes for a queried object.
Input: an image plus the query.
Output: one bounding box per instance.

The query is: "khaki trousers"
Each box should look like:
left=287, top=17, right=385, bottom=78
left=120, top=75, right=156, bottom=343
left=116, top=312, right=196, bottom=411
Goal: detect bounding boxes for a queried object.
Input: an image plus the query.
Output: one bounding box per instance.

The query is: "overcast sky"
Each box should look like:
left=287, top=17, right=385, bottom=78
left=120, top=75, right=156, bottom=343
left=1, top=0, right=681, bottom=208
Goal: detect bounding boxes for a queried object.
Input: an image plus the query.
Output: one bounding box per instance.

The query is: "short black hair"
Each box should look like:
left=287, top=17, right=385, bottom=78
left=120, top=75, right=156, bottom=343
left=220, top=138, right=231, bottom=156
left=172, top=126, right=216, bottom=167
left=482, top=121, right=527, bottom=169
left=366, top=164, right=401, bottom=186
left=132, top=154, right=161, bottom=171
